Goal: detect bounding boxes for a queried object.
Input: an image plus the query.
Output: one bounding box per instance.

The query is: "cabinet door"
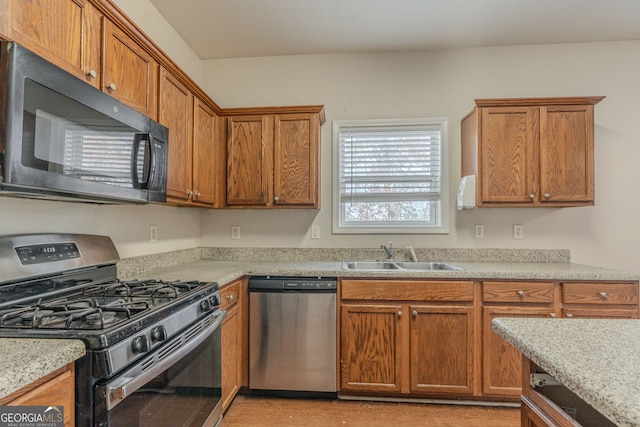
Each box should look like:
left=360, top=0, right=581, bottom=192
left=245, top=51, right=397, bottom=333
left=103, top=20, right=158, bottom=118
left=410, top=305, right=475, bottom=395
left=7, top=0, right=102, bottom=87
left=226, top=116, right=272, bottom=206
left=482, top=306, right=552, bottom=397
left=340, top=304, right=403, bottom=393
left=480, top=107, right=539, bottom=204
left=159, top=68, right=193, bottom=201
left=221, top=303, right=240, bottom=412
left=0, top=364, right=75, bottom=426
left=539, top=105, right=594, bottom=204
left=192, top=98, right=217, bottom=206
left=273, top=113, right=319, bottom=207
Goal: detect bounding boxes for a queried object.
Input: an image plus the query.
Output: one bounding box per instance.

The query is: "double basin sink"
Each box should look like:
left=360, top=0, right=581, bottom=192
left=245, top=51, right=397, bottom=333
left=342, top=260, right=464, bottom=271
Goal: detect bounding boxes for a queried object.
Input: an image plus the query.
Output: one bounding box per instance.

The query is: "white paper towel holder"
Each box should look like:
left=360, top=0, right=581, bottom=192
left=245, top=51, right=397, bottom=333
left=457, top=175, right=476, bottom=210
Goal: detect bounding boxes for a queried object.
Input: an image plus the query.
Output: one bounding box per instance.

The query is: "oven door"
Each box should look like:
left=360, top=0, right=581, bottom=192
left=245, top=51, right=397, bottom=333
left=95, top=310, right=226, bottom=427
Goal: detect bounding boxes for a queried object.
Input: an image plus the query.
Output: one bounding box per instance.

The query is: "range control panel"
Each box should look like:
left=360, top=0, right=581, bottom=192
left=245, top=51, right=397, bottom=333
left=15, top=243, right=81, bottom=265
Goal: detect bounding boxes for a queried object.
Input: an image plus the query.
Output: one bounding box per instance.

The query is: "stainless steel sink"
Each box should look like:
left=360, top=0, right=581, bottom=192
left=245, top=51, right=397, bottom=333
left=342, top=261, right=401, bottom=270
left=342, top=261, right=464, bottom=271
left=396, top=261, right=464, bottom=271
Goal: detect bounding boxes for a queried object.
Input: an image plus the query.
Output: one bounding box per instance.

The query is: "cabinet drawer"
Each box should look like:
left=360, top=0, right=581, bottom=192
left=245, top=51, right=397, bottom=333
left=220, top=281, right=241, bottom=309
left=483, top=282, right=554, bottom=303
left=562, top=282, right=639, bottom=305
left=341, top=280, right=474, bottom=302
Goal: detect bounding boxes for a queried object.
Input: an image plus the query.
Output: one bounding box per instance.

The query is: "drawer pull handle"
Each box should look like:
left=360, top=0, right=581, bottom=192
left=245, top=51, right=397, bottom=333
left=599, top=291, right=608, bottom=298
left=517, top=290, right=525, bottom=296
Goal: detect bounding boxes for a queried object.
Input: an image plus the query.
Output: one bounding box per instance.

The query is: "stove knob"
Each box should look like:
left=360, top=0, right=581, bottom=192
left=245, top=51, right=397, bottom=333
left=199, top=299, right=212, bottom=313
left=132, top=336, right=149, bottom=354
left=150, top=326, right=167, bottom=342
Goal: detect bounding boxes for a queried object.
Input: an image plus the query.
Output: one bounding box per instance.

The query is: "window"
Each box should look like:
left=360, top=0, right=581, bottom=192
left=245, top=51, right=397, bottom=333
left=333, top=118, right=449, bottom=234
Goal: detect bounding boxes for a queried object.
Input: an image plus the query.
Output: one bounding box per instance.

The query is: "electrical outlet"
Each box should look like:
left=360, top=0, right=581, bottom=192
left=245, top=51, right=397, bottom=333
left=513, top=224, right=524, bottom=239
left=149, top=225, right=158, bottom=242
left=231, top=225, right=241, bottom=240
left=475, top=224, right=485, bottom=239
left=311, top=225, right=320, bottom=239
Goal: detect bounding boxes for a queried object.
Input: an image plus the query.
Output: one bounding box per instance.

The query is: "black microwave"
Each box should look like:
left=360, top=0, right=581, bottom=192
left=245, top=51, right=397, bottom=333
left=0, top=42, right=168, bottom=204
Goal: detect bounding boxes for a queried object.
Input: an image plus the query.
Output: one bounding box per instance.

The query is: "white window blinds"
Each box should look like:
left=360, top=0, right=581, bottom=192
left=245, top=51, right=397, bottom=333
left=339, top=125, right=442, bottom=204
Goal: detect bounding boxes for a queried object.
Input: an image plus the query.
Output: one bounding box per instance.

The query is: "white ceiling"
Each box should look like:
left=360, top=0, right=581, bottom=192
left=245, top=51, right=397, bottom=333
left=148, top=0, right=640, bottom=59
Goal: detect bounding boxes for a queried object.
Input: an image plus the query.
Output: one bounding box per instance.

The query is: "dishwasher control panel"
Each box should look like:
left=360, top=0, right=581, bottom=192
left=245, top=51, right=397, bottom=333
left=249, top=277, right=337, bottom=291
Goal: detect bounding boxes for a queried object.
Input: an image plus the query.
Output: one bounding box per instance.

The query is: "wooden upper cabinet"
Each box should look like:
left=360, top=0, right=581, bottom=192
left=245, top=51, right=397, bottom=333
left=2, top=0, right=102, bottom=87
left=225, top=108, right=323, bottom=208
left=191, top=97, right=218, bottom=206
left=273, top=114, right=320, bottom=206
left=539, top=105, right=594, bottom=203
left=226, top=115, right=272, bottom=206
left=103, top=20, right=158, bottom=119
left=462, top=97, right=604, bottom=207
left=480, top=106, right=538, bottom=204
left=159, top=68, right=193, bottom=202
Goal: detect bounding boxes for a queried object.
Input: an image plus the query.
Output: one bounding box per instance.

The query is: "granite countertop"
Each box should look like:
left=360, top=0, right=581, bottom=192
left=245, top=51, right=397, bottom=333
left=122, top=259, right=640, bottom=285
left=0, top=338, right=85, bottom=399
left=492, top=318, right=640, bottom=427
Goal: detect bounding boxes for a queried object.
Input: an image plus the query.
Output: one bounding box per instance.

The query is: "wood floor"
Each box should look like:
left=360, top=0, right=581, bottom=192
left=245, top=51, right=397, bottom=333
left=221, top=395, right=520, bottom=426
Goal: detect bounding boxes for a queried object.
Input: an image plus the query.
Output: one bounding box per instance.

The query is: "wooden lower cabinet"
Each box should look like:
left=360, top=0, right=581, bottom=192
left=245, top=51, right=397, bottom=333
left=410, top=305, right=475, bottom=395
left=340, top=279, right=476, bottom=398
left=482, top=306, right=553, bottom=398
left=0, top=363, right=74, bottom=427
left=341, top=304, right=403, bottom=393
left=221, top=279, right=244, bottom=412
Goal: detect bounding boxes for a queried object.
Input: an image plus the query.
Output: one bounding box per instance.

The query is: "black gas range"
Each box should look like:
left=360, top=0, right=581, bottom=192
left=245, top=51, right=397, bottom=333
left=0, top=234, right=225, bottom=427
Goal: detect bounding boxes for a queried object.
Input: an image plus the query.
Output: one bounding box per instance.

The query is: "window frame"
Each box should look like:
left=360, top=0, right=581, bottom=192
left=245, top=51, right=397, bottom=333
left=332, top=117, right=450, bottom=235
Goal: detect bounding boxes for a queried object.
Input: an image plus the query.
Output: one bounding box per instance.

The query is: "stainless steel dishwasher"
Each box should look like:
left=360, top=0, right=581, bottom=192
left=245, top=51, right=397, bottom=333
left=249, top=276, right=337, bottom=395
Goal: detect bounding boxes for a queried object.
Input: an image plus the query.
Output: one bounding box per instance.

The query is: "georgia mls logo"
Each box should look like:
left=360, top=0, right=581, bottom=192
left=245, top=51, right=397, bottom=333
left=0, top=406, right=64, bottom=427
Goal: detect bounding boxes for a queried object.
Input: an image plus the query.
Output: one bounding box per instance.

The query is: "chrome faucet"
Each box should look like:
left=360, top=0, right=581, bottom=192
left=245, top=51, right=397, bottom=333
left=381, top=242, right=395, bottom=259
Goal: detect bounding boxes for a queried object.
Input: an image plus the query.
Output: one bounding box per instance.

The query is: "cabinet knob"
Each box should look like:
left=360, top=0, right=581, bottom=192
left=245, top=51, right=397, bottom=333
left=227, top=294, right=234, bottom=301
left=195, top=192, right=201, bottom=199
left=529, top=194, right=535, bottom=199
left=599, top=291, right=608, bottom=298
left=549, top=313, right=556, bottom=318
left=187, top=190, right=193, bottom=197
left=274, top=196, right=280, bottom=202
left=566, top=313, right=574, bottom=318
left=412, top=310, right=418, bottom=317
left=397, top=311, right=403, bottom=318
left=517, top=290, right=525, bottom=296
left=108, top=83, right=117, bottom=91
left=544, top=193, right=550, bottom=199
left=86, top=69, right=97, bottom=78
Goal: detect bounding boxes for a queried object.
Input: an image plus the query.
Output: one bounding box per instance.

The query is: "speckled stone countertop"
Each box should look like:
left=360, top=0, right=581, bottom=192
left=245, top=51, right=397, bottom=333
left=116, top=247, right=639, bottom=283
left=492, top=318, right=640, bottom=427
left=0, top=338, right=85, bottom=399
left=121, top=259, right=640, bottom=285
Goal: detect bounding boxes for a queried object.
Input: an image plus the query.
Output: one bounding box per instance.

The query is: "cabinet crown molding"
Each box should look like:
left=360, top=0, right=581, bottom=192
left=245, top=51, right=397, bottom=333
left=474, top=96, right=605, bottom=107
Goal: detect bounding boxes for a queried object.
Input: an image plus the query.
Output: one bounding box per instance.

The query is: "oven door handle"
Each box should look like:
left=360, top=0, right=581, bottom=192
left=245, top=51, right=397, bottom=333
left=104, top=309, right=226, bottom=410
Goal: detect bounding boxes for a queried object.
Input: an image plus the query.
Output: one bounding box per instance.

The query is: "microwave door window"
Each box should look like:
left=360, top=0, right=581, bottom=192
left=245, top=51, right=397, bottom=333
left=22, top=79, right=141, bottom=190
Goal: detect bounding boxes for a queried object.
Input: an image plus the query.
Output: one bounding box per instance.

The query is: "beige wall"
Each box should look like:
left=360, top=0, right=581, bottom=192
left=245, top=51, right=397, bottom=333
left=200, top=42, right=640, bottom=274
